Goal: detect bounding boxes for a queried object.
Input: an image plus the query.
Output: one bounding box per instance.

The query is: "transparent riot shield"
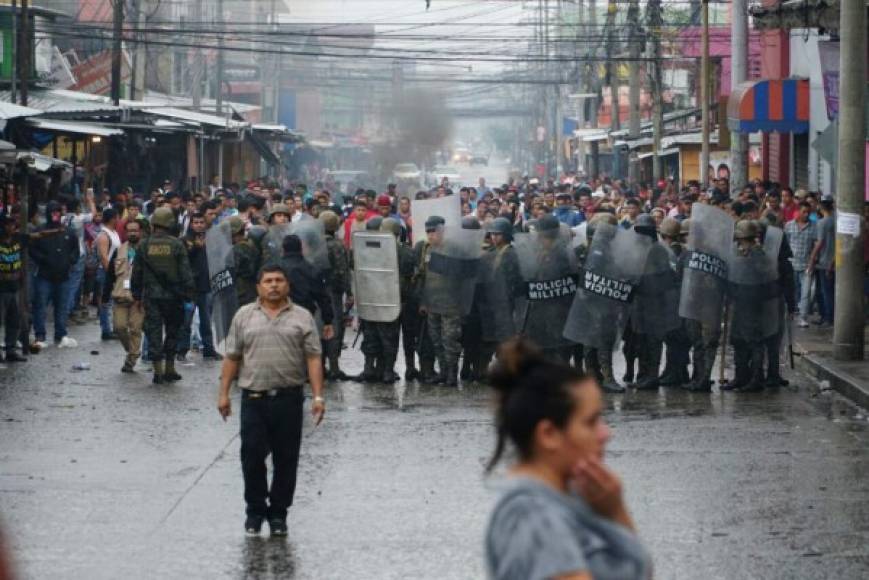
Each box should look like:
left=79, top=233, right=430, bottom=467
left=206, top=220, right=239, bottom=345
left=679, top=204, right=734, bottom=329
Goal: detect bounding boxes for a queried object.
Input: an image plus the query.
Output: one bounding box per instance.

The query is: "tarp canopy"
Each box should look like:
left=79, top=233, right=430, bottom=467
left=728, top=78, right=810, bottom=134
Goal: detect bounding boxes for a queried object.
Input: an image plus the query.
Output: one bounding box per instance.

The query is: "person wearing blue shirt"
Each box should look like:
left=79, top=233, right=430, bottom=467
left=553, top=192, right=584, bottom=227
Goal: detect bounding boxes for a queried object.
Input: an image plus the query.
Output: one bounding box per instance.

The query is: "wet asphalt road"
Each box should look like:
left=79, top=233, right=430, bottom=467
left=1, top=319, right=868, bottom=580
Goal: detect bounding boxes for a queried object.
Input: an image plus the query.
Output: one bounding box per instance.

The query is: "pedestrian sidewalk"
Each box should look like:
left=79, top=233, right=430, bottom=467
left=793, top=324, right=869, bottom=409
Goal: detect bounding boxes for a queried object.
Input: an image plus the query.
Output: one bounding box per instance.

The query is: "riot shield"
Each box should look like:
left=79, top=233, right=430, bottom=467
left=411, top=195, right=462, bottom=242
left=631, top=242, right=681, bottom=338
left=679, top=204, right=734, bottom=329
left=728, top=236, right=780, bottom=342
left=206, top=220, right=239, bottom=345
left=289, top=219, right=329, bottom=273
left=351, top=231, right=401, bottom=322
left=478, top=245, right=520, bottom=343
left=513, top=226, right=579, bottom=349
left=422, top=226, right=483, bottom=316
left=263, top=223, right=290, bottom=266
left=563, top=223, right=652, bottom=349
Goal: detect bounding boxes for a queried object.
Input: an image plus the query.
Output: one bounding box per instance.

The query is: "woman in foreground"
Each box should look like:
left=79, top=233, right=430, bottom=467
left=485, top=339, right=651, bottom=580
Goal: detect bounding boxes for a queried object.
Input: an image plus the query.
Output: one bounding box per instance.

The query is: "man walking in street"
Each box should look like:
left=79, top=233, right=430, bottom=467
left=131, top=207, right=194, bottom=384
left=217, top=264, right=325, bottom=536
left=95, top=207, right=122, bottom=340
left=29, top=202, right=80, bottom=349
left=0, top=214, right=27, bottom=362
left=109, top=220, right=144, bottom=373
left=178, top=212, right=221, bottom=361
left=784, top=202, right=817, bottom=327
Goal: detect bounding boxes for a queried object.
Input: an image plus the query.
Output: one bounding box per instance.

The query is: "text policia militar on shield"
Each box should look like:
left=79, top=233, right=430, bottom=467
left=686, top=250, right=728, bottom=281
left=211, top=269, right=235, bottom=292
left=582, top=271, right=634, bottom=302
left=526, top=275, right=579, bottom=301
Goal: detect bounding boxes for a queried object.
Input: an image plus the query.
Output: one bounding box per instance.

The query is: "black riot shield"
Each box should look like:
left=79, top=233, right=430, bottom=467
left=513, top=225, right=579, bottom=349
left=423, top=226, right=484, bottom=317
left=728, top=231, right=781, bottom=342
left=478, top=245, right=520, bottom=343
left=206, top=220, right=239, bottom=345
left=563, top=223, right=652, bottom=349
left=679, top=204, right=734, bottom=329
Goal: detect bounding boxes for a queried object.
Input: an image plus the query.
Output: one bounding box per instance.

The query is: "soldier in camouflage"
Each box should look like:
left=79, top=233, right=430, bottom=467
left=131, top=207, right=195, bottom=384
left=657, top=217, right=692, bottom=387
left=319, top=210, right=352, bottom=380
left=382, top=217, right=420, bottom=381
left=229, top=216, right=259, bottom=307
left=411, top=216, right=443, bottom=384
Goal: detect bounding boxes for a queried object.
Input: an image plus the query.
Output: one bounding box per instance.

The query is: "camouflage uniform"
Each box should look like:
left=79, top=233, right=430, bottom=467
left=233, top=239, right=260, bottom=307
left=131, top=210, right=194, bottom=384
left=323, top=227, right=352, bottom=378
left=659, top=234, right=692, bottom=387
left=411, top=239, right=439, bottom=382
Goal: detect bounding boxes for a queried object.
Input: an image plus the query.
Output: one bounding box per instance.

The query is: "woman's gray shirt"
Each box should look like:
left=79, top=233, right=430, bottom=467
left=485, top=477, right=650, bottom=580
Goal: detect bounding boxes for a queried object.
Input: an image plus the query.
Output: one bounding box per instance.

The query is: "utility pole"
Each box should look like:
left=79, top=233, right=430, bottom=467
left=627, top=0, right=641, bottom=184
left=110, top=0, right=124, bottom=105
left=605, top=0, right=620, bottom=178
left=216, top=0, right=225, bottom=115
left=19, top=0, right=29, bottom=106
left=130, top=0, right=147, bottom=100
left=648, top=0, right=664, bottom=182
left=700, top=0, right=710, bottom=188
left=729, top=0, right=748, bottom=192
left=191, top=0, right=203, bottom=110
left=832, top=0, right=866, bottom=361
left=10, top=0, right=17, bottom=104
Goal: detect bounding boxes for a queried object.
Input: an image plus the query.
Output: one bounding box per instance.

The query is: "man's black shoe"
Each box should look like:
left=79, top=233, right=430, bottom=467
left=268, top=518, right=288, bottom=536
left=245, top=515, right=264, bottom=536
left=202, top=351, right=224, bottom=361
left=4, top=352, right=26, bottom=363
left=101, top=332, right=119, bottom=341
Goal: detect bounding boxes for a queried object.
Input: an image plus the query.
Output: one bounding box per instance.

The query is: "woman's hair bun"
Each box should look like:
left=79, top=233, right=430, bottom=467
left=488, top=338, right=546, bottom=393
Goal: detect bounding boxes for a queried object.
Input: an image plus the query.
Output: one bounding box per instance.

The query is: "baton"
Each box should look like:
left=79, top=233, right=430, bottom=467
left=718, top=301, right=730, bottom=385
left=787, top=315, right=796, bottom=370
left=519, top=301, right=533, bottom=337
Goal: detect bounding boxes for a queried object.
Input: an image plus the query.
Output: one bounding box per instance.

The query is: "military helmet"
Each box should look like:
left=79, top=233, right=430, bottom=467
left=680, top=218, right=691, bottom=237
left=269, top=203, right=291, bottom=220
left=150, top=207, right=176, bottom=229
left=381, top=217, right=401, bottom=237
left=366, top=216, right=383, bottom=231
left=424, top=215, right=445, bottom=230
left=734, top=219, right=758, bottom=240
left=461, top=216, right=481, bottom=230
left=587, top=212, right=617, bottom=239
left=247, top=224, right=267, bottom=247
left=659, top=217, right=681, bottom=239
left=487, top=217, right=513, bottom=239
left=536, top=214, right=560, bottom=232
left=228, top=216, right=245, bottom=235
left=319, top=210, right=340, bottom=233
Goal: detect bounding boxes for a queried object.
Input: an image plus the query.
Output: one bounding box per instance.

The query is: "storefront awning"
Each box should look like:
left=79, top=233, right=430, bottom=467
left=728, top=78, right=809, bottom=134
left=27, top=118, right=124, bottom=137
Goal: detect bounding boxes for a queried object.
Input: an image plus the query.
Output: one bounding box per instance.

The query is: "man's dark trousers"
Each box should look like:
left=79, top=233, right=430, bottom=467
left=240, top=389, right=304, bottom=520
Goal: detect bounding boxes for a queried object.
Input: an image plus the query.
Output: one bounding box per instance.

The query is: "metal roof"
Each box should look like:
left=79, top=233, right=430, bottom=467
left=0, top=101, right=43, bottom=120
left=0, top=90, right=119, bottom=116
left=142, top=107, right=248, bottom=131
left=27, top=119, right=124, bottom=137
left=0, top=151, right=72, bottom=172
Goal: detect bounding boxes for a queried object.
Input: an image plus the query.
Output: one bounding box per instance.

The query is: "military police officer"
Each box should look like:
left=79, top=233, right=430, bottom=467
left=319, top=210, right=352, bottom=380
left=230, top=216, right=260, bottom=307
left=131, top=207, right=195, bottom=384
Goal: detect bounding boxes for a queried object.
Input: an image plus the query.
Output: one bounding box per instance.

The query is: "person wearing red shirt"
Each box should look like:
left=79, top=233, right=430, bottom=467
left=343, top=199, right=371, bottom=248
left=780, top=187, right=799, bottom=223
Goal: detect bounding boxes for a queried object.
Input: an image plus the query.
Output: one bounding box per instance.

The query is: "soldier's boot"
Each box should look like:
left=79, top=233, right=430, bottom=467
left=121, top=355, right=136, bottom=374
left=444, top=361, right=459, bottom=387
left=404, top=354, right=419, bottom=381
left=328, top=355, right=348, bottom=381
left=152, top=361, right=165, bottom=385
left=460, top=357, right=472, bottom=381
left=164, top=359, right=182, bottom=382
left=353, top=356, right=379, bottom=383
left=636, top=341, right=663, bottom=390
left=419, top=358, right=438, bottom=384
left=722, top=345, right=750, bottom=391
left=598, top=351, right=625, bottom=394
left=381, top=355, right=399, bottom=384
left=622, top=355, right=636, bottom=383
left=738, top=349, right=766, bottom=392
left=684, top=351, right=712, bottom=392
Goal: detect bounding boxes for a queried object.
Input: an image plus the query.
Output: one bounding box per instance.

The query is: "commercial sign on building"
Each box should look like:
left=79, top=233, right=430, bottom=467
left=817, top=40, right=839, bottom=120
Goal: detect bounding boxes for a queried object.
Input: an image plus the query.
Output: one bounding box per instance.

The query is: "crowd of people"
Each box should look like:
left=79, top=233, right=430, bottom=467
left=0, top=173, right=866, bottom=393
